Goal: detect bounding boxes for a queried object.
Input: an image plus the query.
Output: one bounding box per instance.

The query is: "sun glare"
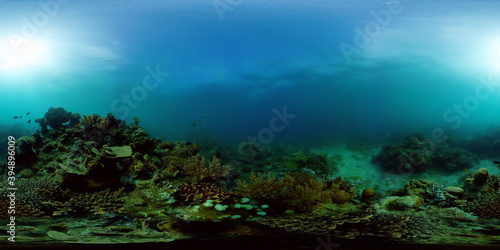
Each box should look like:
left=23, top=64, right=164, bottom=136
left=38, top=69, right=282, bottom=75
left=486, top=38, right=500, bottom=72
left=0, top=39, right=48, bottom=72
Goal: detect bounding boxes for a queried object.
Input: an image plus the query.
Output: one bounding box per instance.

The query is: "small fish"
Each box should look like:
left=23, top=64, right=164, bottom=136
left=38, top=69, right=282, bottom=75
left=28, top=119, right=31, bottom=124
left=494, top=161, right=500, bottom=166
left=13, top=116, right=19, bottom=119
left=26, top=112, right=31, bottom=116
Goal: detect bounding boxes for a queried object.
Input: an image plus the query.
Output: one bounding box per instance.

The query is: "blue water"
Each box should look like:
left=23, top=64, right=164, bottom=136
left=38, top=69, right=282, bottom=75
left=1, top=0, right=500, bottom=147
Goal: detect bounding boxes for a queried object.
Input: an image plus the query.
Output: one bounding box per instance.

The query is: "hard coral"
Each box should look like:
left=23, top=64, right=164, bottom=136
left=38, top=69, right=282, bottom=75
left=474, top=168, right=489, bottom=186
left=181, top=154, right=231, bottom=183
left=463, top=190, right=500, bottom=219
left=176, top=183, right=230, bottom=204
left=361, top=188, right=376, bottom=201
left=36, top=107, right=80, bottom=135
left=0, top=200, right=44, bottom=217
left=235, top=172, right=338, bottom=212
left=332, top=190, right=351, bottom=204
left=258, top=211, right=440, bottom=240
left=0, top=176, right=60, bottom=211
left=43, top=188, right=125, bottom=216
left=374, top=133, right=477, bottom=172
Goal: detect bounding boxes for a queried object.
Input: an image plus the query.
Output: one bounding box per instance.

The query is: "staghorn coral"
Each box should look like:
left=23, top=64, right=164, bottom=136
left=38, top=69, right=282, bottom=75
left=43, top=188, right=125, bottom=216
left=474, top=168, right=489, bottom=186
left=0, top=200, right=44, bottom=218
left=175, top=182, right=230, bottom=204
left=235, top=172, right=339, bottom=212
left=181, top=154, right=231, bottom=183
left=0, top=176, right=60, bottom=211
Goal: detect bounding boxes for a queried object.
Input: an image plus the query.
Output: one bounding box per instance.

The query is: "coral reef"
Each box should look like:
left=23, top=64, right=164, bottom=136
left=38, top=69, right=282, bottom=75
left=474, top=168, right=489, bottom=186
left=258, top=210, right=443, bottom=240
left=462, top=190, right=500, bottom=219
left=0, top=176, right=60, bottom=212
left=361, top=188, right=376, bottom=201
left=374, top=133, right=477, bottom=172
left=180, top=154, right=231, bottom=183
left=464, top=125, right=500, bottom=158
left=42, top=188, right=125, bottom=216
left=283, top=151, right=336, bottom=176
left=175, top=182, right=230, bottom=204
left=235, top=172, right=345, bottom=212
left=0, top=200, right=44, bottom=218
left=4, top=107, right=500, bottom=246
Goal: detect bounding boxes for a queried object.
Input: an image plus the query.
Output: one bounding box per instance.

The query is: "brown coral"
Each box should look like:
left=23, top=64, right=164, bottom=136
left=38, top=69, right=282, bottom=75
left=463, top=190, right=500, bottom=219
left=235, top=172, right=337, bottom=212
left=361, top=188, right=376, bottom=201
left=81, top=114, right=100, bottom=128
left=332, top=190, right=351, bottom=204
left=474, top=168, right=489, bottom=186
left=257, top=211, right=440, bottom=240
left=43, top=188, right=125, bottom=216
left=181, top=154, right=231, bottom=183
left=0, top=200, right=44, bottom=218
left=176, top=183, right=230, bottom=204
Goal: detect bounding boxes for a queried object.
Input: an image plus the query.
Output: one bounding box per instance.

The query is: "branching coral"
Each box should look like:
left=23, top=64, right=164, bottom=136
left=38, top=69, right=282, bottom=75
left=42, top=188, right=125, bottom=216
left=0, top=200, right=44, bottom=218
left=235, top=172, right=339, bottom=212
left=0, top=176, right=60, bottom=211
left=181, top=154, right=231, bottom=183
left=175, top=183, right=230, bottom=204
